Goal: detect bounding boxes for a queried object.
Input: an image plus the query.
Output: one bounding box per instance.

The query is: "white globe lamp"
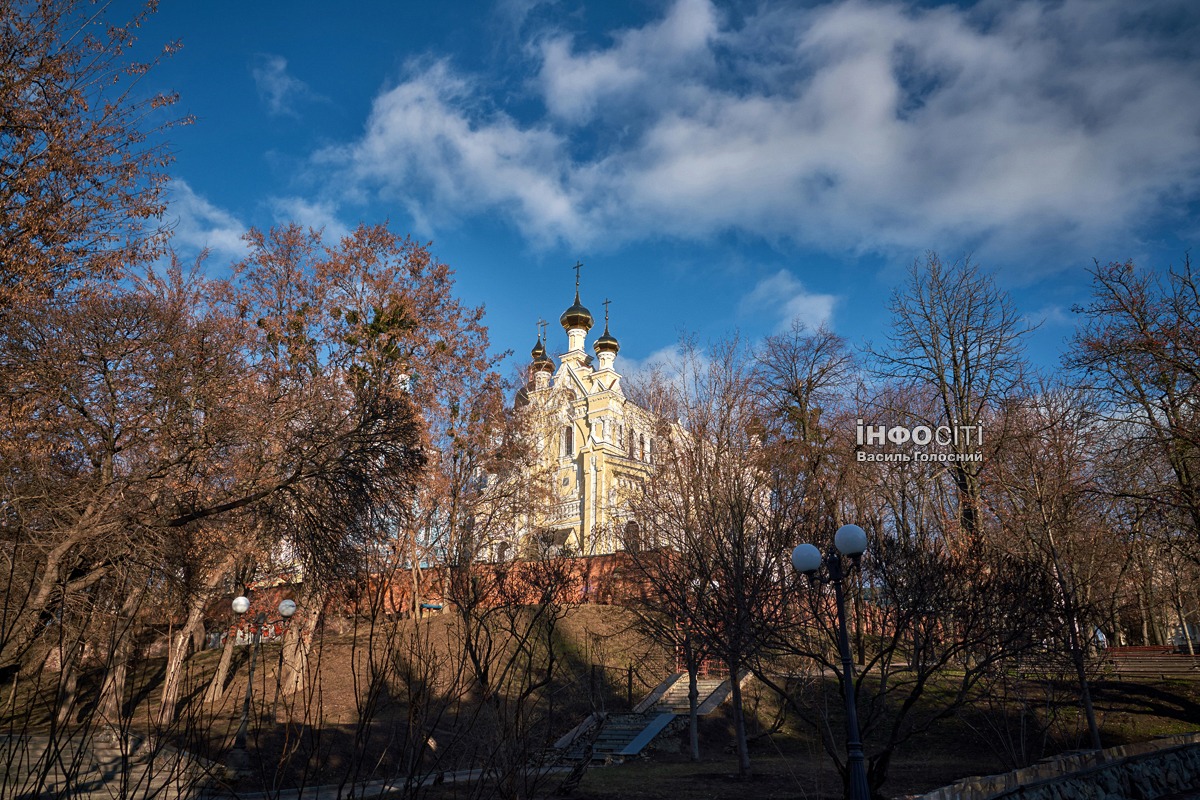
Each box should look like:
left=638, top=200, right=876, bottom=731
left=834, top=524, right=867, bottom=557
left=791, top=543, right=823, bottom=575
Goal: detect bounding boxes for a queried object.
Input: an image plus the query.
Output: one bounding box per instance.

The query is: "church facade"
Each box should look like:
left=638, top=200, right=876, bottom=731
left=513, top=276, right=657, bottom=557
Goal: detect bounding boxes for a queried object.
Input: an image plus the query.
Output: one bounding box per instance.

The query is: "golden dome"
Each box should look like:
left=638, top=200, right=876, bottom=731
left=594, top=322, right=619, bottom=355
left=531, top=335, right=554, bottom=373
left=560, top=289, right=594, bottom=331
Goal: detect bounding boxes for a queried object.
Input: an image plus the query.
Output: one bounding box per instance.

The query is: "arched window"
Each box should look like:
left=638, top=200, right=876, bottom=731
left=639, top=434, right=646, bottom=461
left=623, top=521, right=642, bottom=552
left=563, top=425, right=574, bottom=457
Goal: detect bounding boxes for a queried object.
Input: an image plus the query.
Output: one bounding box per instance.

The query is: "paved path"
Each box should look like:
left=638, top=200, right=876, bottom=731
left=224, top=766, right=573, bottom=800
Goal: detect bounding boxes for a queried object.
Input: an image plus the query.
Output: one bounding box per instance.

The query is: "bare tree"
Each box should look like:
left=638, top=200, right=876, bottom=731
left=752, top=322, right=858, bottom=534
left=626, top=336, right=804, bottom=778
left=987, top=380, right=1132, bottom=751
left=871, top=253, right=1031, bottom=543
left=762, top=513, right=1055, bottom=798
left=1069, top=258, right=1200, bottom=551
left=445, top=548, right=580, bottom=800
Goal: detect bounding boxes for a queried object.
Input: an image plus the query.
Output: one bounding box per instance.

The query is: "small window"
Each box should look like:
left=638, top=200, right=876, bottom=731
left=624, top=521, right=642, bottom=552
left=563, top=425, right=574, bottom=457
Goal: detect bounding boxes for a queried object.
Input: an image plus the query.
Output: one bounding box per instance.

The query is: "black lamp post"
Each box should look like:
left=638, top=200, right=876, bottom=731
left=270, top=599, right=297, bottom=722
left=227, top=595, right=296, bottom=777
left=792, top=524, right=870, bottom=800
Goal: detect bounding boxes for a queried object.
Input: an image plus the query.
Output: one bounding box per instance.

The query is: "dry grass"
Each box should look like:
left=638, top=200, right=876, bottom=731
left=4, top=606, right=1200, bottom=799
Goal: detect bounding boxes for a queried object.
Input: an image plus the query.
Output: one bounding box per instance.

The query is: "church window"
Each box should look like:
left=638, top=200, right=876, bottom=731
left=563, top=425, right=574, bottom=457
left=623, top=521, right=642, bottom=552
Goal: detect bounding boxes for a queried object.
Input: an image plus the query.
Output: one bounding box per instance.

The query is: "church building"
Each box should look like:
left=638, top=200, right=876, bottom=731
left=514, top=270, right=657, bottom=557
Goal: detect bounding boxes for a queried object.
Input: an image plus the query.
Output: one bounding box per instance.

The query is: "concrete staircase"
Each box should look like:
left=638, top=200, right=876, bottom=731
left=555, top=672, right=743, bottom=765
left=0, top=732, right=218, bottom=799
left=589, top=712, right=678, bottom=760
left=651, top=677, right=727, bottom=714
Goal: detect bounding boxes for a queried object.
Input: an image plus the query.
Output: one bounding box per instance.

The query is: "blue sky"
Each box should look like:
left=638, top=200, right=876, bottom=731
left=134, top=0, right=1200, bottom=377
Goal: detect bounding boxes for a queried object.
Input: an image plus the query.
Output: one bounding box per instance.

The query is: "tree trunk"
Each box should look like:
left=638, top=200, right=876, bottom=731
left=1070, top=635, right=1102, bottom=752
left=0, top=529, right=92, bottom=673
left=853, top=580, right=865, bottom=666
left=99, top=658, right=128, bottom=727
left=1137, top=587, right=1153, bottom=645
left=156, top=598, right=205, bottom=730
left=687, top=662, right=700, bottom=762
left=97, top=586, right=145, bottom=727
left=4, top=671, right=19, bottom=719
left=1174, top=595, right=1194, bottom=655
left=411, top=529, right=422, bottom=615
left=280, top=590, right=323, bottom=698
left=157, top=556, right=235, bottom=729
left=203, top=631, right=238, bottom=705
left=54, top=639, right=81, bottom=727
left=727, top=662, right=751, bottom=778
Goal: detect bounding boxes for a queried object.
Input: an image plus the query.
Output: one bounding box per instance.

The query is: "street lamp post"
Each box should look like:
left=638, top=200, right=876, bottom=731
left=792, top=524, right=870, bottom=800
left=271, top=598, right=298, bottom=722
left=227, top=595, right=297, bottom=777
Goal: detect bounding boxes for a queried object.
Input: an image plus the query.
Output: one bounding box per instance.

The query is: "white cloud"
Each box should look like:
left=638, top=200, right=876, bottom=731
left=252, top=55, right=319, bottom=118
left=616, top=342, right=707, bottom=392
left=166, top=180, right=248, bottom=262
left=1027, top=304, right=1072, bottom=328
left=319, top=0, right=1200, bottom=266
left=269, top=196, right=351, bottom=242
left=737, top=270, right=838, bottom=332
left=536, top=0, right=718, bottom=123
left=321, top=60, right=586, bottom=246
left=495, top=0, right=558, bottom=35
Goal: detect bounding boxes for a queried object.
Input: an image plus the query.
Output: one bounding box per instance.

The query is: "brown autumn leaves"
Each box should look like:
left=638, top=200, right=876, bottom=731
left=0, top=0, right=509, bottom=729
left=3, top=2, right=1200, bottom=788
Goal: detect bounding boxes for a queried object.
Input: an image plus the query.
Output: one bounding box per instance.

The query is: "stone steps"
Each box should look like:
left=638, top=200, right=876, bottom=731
left=0, top=733, right=217, bottom=799
left=592, top=713, right=652, bottom=754
left=654, top=678, right=726, bottom=713
left=557, top=673, right=740, bottom=766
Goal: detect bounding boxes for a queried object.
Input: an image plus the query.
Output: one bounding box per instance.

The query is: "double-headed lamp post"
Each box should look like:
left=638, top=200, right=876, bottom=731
left=792, top=524, right=870, bottom=800
left=229, top=595, right=297, bottom=770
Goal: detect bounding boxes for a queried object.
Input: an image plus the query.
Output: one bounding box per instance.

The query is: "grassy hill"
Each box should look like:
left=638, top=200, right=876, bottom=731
left=3, top=604, right=1199, bottom=799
